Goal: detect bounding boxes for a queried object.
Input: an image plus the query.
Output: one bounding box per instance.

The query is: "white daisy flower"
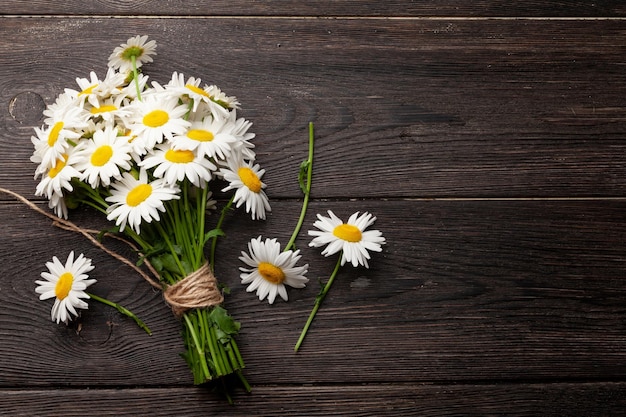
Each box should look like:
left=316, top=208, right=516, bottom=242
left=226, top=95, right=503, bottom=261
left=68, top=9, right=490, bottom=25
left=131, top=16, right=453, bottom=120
left=171, top=115, right=238, bottom=161
left=35, top=251, right=96, bottom=324
left=106, top=169, right=180, bottom=233
left=163, top=72, right=221, bottom=114
left=87, top=94, right=133, bottom=124
left=48, top=192, right=69, bottom=219
left=239, top=236, right=309, bottom=304
left=65, top=70, right=124, bottom=108
left=309, top=210, right=386, bottom=268
left=74, top=125, right=133, bottom=188
left=114, top=72, right=150, bottom=101
left=125, top=95, right=191, bottom=155
left=220, top=155, right=271, bottom=220
left=228, top=110, right=256, bottom=161
left=31, top=106, right=89, bottom=170
left=108, top=35, right=157, bottom=73
left=35, top=149, right=82, bottom=199
left=42, top=92, right=81, bottom=126
left=140, top=142, right=216, bottom=187
left=205, top=84, right=240, bottom=110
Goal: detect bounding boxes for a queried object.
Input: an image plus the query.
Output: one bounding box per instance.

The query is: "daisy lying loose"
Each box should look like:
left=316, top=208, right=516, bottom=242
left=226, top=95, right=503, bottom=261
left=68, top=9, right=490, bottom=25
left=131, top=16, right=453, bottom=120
left=35, top=251, right=96, bottom=324
left=294, top=210, right=386, bottom=351
left=239, top=237, right=309, bottom=304
left=35, top=251, right=149, bottom=333
left=309, top=210, right=386, bottom=268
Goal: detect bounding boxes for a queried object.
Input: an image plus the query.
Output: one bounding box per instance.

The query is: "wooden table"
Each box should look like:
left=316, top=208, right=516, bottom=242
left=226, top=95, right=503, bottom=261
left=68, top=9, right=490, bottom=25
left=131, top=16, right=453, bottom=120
left=1, top=2, right=625, bottom=416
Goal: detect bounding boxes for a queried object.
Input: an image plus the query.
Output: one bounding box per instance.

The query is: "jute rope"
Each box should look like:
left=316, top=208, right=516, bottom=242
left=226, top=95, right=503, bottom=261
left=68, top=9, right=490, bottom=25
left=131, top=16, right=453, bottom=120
left=0, top=187, right=223, bottom=316
left=163, top=262, right=223, bottom=317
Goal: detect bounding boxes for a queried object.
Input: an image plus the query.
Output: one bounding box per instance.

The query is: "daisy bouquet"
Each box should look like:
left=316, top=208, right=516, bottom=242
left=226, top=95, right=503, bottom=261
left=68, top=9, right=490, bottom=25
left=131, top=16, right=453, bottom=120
left=29, top=36, right=269, bottom=391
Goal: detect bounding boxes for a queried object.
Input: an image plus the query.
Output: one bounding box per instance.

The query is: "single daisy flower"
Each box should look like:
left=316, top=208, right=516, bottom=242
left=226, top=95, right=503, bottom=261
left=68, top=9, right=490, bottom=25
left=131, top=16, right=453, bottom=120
left=114, top=72, right=150, bottom=101
left=309, top=210, right=386, bottom=268
left=140, top=142, right=216, bottom=187
left=42, top=92, right=81, bottom=126
left=31, top=106, right=89, bottom=170
left=108, top=35, right=157, bottom=73
left=205, top=84, right=240, bottom=110
left=220, top=154, right=271, bottom=220
left=163, top=71, right=224, bottom=114
left=74, top=125, right=133, bottom=188
left=125, top=95, right=191, bottom=155
left=239, top=236, right=309, bottom=304
left=106, top=169, right=180, bottom=233
left=34, top=148, right=82, bottom=199
left=170, top=115, right=238, bottom=161
left=87, top=94, right=133, bottom=125
left=65, top=69, right=126, bottom=109
left=35, top=251, right=96, bottom=324
left=228, top=110, right=256, bottom=161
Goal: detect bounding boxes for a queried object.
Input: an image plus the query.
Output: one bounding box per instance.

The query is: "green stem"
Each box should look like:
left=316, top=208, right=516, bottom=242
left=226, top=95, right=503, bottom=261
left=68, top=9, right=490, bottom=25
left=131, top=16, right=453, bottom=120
left=208, top=325, right=226, bottom=375
left=294, top=254, right=342, bottom=352
left=155, top=221, right=186, bottom=275
left=87, top=292, right=151, bottom=335
left=183, top=312, right=212, bottom=381
left=236, top=370, right=252, bottom=393
left=284, top=121, right=314, bottom=252
left=196, top=184, right=209, bottom=269
left=131, top=55, right=142, bottom=101
left=209, top=194, right=235, bottom=270
left=169, top=187, right=195, bottom=269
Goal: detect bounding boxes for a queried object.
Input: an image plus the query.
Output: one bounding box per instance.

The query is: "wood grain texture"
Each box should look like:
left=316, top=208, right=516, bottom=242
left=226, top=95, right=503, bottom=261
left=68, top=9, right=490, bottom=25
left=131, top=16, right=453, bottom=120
left=1, top=383, right=625, bottom=416
left=1, top=200, right=625, bottom=388
left=1, top=5, right=626, bottom=416
left=1, top=1, right=626, bottom=17
left=2, top=18, right=626, bottom=199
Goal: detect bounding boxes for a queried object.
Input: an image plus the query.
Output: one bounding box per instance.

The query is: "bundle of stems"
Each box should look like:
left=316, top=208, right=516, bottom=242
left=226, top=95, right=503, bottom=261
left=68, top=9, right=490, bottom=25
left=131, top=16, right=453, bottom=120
left=81, top=178, right=250, bottom=395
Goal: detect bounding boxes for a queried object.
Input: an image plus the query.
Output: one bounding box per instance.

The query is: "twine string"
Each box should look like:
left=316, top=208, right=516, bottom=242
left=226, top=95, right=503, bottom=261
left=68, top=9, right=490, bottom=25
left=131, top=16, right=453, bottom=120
left=163, top=262, right=224, bottom=317
left=0, top=187, right=223, bottom=314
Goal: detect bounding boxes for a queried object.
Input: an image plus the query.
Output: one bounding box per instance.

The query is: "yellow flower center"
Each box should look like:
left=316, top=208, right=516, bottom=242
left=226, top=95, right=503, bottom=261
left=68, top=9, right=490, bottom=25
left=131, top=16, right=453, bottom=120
left=48, top=121, right=64, bottom=147
left=238, top=167, right=262, bottom=193
left=333, top=224, right=362, bottom=242
left=165, top=149, right=195, bottom=163
left=185, top=84, right=209, bottom=97
left=126, top=184, right=152, bottom=207
left=186, top=129, right=214, bottom=142
left=55, top=272, right=73, bottom=300
left=91, top=145, right=113, bottom=167
left=258, top=262, right=285, bottom=284
left=90, top=105, right=118, bottom=114
left=48, top=155, right=68, bottom=178
left=79, top=84, right=98, bottom=95
left=143, top=110, right=169, bottom=128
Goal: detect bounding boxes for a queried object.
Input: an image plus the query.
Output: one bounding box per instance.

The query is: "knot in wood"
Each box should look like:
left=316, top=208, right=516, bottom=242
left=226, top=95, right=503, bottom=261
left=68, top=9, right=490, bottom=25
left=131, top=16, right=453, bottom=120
left=163, top=263, right=223, bottom=317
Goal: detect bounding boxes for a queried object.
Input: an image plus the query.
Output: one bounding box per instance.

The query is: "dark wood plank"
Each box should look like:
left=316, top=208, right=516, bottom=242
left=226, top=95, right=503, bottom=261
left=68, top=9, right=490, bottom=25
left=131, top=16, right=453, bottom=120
left=1, top=199, right=625, bottom=387
left=1, top=382, right=625, bottom=416
left=1, top=1, right=625, bottom=17
left=2, top=18, right=626, bottom=199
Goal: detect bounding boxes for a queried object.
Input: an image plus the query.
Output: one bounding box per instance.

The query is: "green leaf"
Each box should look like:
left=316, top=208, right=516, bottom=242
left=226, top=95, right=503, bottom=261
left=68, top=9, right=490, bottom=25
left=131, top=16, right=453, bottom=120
left=136, top=242, right=169, bottom=267
left=203, top=228, right=225, bottom=245
left=219, top=283, right=231, bottom=295
left=210, top=306, right=241, bottom=344
left=298, top=159, right=311, bottom=194
left=180, top=259, right=193, bottom=276
left=160, top=253, right=183, bottom=275
left=150, top=256, right=164, bottom=272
